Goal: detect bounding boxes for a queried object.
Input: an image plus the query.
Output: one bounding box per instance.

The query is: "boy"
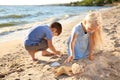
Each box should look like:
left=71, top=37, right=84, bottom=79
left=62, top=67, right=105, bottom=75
left=24, top=22, right=62, bottom=61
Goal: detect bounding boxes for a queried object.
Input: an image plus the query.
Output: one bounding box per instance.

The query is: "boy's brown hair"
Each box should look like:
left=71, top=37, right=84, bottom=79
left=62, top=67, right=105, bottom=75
left=50, top=22, right=62, bottom=35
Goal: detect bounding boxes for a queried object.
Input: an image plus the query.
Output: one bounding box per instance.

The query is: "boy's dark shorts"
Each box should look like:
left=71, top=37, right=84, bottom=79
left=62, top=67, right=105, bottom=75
left=25, top=39, right=48, bottom=51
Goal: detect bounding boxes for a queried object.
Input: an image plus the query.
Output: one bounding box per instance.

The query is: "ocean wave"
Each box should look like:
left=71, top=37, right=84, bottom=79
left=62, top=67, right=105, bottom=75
left=34, top=11, right=52, bottom=17
left=62, top=14, right=70, bottom=19
left=0, top=14, right=31, bottom=19
left=0, top=16, right=59, bottom=36
left=0, top=21, right=27, bottom=27
left=61, top=14, right=77, bottom=20
left=36, top=12, right=43, bottom=16
left=0, top=9, right=5, bottom=12
left=0, top=24, right=29, bottom=36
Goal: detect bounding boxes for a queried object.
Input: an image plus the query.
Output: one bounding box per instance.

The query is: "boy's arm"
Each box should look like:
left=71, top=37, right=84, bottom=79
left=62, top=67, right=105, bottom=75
left=47, top=40, right=59, bottom=54
left=89, top=34, right=94, bottom=60
left=64, top=33, right=76, bottom=63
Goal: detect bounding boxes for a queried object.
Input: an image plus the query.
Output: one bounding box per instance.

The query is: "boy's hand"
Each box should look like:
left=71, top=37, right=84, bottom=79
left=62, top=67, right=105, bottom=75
left=56, top=51, right=61, bottom=55
left=64, top=56, right=73, bottom=63
left=55, top=51, right=61, bottom=57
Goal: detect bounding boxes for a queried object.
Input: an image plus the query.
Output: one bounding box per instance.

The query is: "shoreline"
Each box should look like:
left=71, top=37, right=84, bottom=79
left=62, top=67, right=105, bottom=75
left=0, top=12, right=87, bottom=43
left=0, top=6, right=120, bottom=80
left=0, top=6, right=109, bottom=42
left=0, top=6, right=110, bottom=43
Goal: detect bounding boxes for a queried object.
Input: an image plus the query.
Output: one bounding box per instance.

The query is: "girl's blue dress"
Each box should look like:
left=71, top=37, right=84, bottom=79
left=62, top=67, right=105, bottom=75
left=67, top=23, right=90, bottom=59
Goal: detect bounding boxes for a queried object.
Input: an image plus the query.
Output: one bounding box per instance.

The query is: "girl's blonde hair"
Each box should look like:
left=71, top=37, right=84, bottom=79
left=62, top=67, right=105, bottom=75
left=85, top=12, right=103, bottom=50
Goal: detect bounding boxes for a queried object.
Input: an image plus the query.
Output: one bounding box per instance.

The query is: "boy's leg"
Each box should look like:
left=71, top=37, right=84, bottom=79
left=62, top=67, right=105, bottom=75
left=28, top=50, right=38, bottom=61
left=42, top=50, right=55, bottom=56
left=38, top=39, right=54, bottom=56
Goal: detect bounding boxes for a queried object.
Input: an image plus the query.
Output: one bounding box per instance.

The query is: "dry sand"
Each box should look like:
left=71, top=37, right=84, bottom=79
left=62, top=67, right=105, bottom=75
left=0, top=6, right=120, bottom=80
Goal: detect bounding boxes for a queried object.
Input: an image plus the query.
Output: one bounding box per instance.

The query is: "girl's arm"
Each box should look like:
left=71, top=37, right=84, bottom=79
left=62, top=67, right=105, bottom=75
left=70, top=33, right=77, bottom=57
left=64, top=33, right=77, bottom=63
left=89, top=34, right=94, bottom=60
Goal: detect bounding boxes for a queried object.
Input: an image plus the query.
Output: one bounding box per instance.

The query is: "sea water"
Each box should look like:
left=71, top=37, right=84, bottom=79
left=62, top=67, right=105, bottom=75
left=0, top=6, right=109, bottom=42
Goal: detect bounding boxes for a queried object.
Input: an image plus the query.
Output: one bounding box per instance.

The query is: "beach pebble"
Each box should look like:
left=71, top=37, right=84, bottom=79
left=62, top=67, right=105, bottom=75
left=16, top=68, right=24, bottom=72
left=28, top=74, right=32, bottom=76
left=71, top=63, right=84, bottom=74
left=106, top=73, right=110, bottom=77
left=0, top=74, right=5, bottom=78
left=100, top=74, right=104, bottom=78
left=113, top=25, right=117, bottom=27
left=112, top=52, right=120, bottom=56
left=50, top=62, right=60, bottom=67
left=15, top=78, right=20, bottom=80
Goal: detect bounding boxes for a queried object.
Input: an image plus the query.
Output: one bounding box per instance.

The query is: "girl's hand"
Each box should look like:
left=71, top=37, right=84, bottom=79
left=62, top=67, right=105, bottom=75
left=64, top=56, right=74, bottom=63
left=89, top=55, right=94, bottom=60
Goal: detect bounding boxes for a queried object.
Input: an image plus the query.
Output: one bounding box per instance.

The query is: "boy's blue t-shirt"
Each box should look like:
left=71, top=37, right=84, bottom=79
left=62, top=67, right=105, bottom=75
left=24, top=25, right=52, bottom=46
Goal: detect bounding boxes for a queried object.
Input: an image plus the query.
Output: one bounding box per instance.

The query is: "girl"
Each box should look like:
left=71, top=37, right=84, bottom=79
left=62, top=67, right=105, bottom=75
left=65, top=12, right=103, bottom=63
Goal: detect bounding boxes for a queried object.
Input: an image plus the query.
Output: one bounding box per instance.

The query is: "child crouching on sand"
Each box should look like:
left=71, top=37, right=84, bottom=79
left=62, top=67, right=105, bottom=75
left=65, top=12, right=103, bottom=63
left=24, top=22, right=62, bottom=61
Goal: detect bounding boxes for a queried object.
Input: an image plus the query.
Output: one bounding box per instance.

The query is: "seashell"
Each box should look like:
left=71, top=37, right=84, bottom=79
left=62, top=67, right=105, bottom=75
left=71, top=63, right=84, bottom=74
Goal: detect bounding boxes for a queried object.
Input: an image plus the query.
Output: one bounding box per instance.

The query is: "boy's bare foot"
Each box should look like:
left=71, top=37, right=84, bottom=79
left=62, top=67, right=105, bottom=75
left=42, top=51, right=54, bottom=56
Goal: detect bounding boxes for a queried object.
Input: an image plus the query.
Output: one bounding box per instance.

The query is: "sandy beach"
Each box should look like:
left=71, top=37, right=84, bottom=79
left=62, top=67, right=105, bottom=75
left=0, top=6, right=120, bottom=80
